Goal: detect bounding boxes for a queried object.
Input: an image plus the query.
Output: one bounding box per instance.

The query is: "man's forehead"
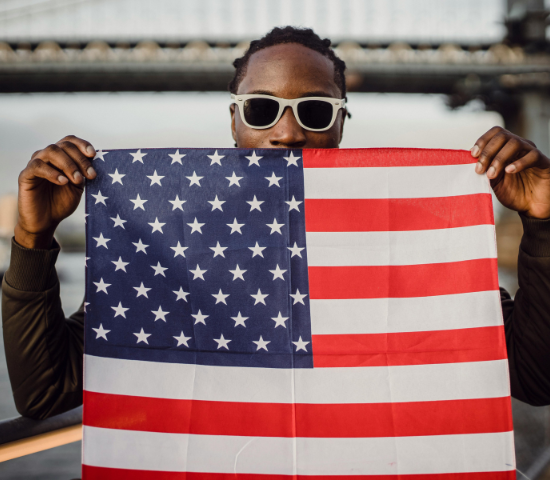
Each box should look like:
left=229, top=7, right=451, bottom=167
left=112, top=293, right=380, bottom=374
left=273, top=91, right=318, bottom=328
left=237, top=43, right=341, bottom=98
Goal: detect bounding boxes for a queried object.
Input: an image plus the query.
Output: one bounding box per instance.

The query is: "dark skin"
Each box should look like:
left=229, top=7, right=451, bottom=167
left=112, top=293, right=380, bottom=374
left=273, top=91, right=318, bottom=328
left=15, top=42, right=550, bottom=250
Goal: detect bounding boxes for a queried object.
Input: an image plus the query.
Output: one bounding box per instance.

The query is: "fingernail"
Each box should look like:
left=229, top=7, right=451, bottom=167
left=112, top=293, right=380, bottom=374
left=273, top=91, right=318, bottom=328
left=475, top=162, right=483, bottom=174
left=73, top=171, right=83, bottom=183
left=487, top=166, right=495, bottom=177
left=471, top=145, right=480, bottom=157
left=505, top=164, right=516, bottom=173
left=58, top=175, right=68, bottom=184
left=87, top=166, right=96, bottom=177
left=86, top=146, right=96, bottom=156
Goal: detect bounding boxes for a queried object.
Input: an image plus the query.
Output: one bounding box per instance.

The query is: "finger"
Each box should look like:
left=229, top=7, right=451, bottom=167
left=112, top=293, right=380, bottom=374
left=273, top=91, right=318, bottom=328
left=58, top=135, right=96, bottom=158
left=56, top=140, right=97, bottom=180
left=505, top=149, right=542, bottom=174
left=36, top=144, right=85, bottom=185
left=471, top=126, right=504, bottom=159
left=20, top=158, right=69, bottom=186
left=485, top=137, right=522, bottom=179
left=475, top=131, right=508, bottom=175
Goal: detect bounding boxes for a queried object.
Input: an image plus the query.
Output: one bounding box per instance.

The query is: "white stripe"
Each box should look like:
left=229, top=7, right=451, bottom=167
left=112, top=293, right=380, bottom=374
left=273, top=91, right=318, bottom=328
left=85, top=355, right=510, bottom=403
left=83, top=427, right=515, bottom=474
left=303, top=164, right=490, bottom=199
left=306, top=225, right=496, bottom=266
left=310, top=291, right=503, bottom=335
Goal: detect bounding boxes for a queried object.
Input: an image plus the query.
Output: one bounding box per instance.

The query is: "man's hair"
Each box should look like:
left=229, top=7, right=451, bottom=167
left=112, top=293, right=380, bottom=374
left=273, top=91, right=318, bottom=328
left=228, top=26, right=347, bottom=98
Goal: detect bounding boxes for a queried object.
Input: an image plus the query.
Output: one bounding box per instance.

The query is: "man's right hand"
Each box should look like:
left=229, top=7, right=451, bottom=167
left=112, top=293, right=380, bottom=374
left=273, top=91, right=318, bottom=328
left=15, top=135, right=97, bottom=250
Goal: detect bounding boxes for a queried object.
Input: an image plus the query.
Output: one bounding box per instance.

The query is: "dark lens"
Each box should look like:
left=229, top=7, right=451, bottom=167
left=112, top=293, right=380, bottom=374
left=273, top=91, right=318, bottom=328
left=243, top=98, right=280, bottom=127
left=297, top=100, right=333, bottom=130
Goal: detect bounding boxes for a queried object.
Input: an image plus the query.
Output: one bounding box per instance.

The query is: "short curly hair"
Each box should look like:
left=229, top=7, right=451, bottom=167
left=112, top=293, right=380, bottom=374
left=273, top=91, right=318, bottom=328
left=228, top=26, right=347, bottom=98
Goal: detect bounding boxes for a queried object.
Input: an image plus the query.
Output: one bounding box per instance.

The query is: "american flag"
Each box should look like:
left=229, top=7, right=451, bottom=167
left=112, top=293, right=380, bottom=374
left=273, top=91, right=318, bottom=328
left=83, top=148, right=515, bottom=479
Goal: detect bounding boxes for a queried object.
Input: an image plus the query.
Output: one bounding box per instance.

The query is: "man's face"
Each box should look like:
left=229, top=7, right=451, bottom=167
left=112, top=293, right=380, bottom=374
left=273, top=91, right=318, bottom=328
left=231, top=43, right=345, bottom=149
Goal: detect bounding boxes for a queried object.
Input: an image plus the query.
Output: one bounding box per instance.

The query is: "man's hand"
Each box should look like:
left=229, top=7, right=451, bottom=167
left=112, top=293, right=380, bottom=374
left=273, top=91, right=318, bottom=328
left=472, top=126, right=550, bottom=219
left=15, top=135, right=97, bottom=249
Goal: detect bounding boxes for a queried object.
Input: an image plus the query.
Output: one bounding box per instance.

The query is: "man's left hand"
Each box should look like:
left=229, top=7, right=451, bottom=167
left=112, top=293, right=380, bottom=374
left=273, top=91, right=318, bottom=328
left=472, top=126, right=550, bottom=219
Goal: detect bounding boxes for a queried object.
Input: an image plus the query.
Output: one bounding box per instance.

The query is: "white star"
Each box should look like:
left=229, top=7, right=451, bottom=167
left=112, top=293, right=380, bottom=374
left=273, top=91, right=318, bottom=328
left=272, top=312, right=289, bottom=328
left=92, top=324, right=110, bottom=340
left=169, top=149, right=185, bottom=164
left=94, top=150, right=109, bottom=161
left=148, top=217, right=166, bottom=234
left=229, top=264, right=246, bottom=281
left=187, top=217, right=205, bottom=234
left=288, top=242, right=304, bottom=258
left=214, top=334, right=231, bottom=350
left=190, top=264, right=207, bottom=280
left=147, top=170, right=165, bottom=186
left=249, top=242, right=266, bottom=258
left=285, top=196, right=303, bottom=212
left=111, top=302, right=129, bottom=318
left=192, top=309, right=209, bottom=325
left=284, top=151, right=301, bottom=167
left=85, top=256, right=90, bottom=266
left=253, top=336, right=270, bottom=351
left=83, top=302, right=90, bottom=312
left=151, top=261, right=168, bottom=277
left=133, top=239, right=149, bottom=254
left=227, top=218, right=244, bottom=234
left=246, top=151, right=262, bottom=166
left=134, top=328, right=151, bottom=344
left=93, top=233, right=110, bottom=249
left=186, top=171, right=203, bottom=186
left=212, top=289, right=229, bottom=305
left=108, top=169, right=125, bottom=185
left=130, top=194, right=147, bottom=210
left=293, top=336, right=310, bottom=352
left=267, top=218, right=285, bottom=235
left=110, top=214, right=127, bottom=229
left=210, top=241, right=228, bottom=258
left=265, top=172, right=282, bottom=187
left=92, top=190, right=108, bottom=205
left=134, top=282, right=151, bottom=298
left=208, top=195, right=225, bottom=212
left=251, top=288, right=268, bottom=305
left=247, top=195, right=264, bottom=212
left=269, top=264, right=287, bottom=280
left=169, top=195, right=186, bottom=211
left=93, top=278, right=111, bottom=294
left=207, top=150, right=225, bottom=166
left=170, top=241, right=188, bottom=258
left=290, top=288, right=308, bottom=305
left=174, top=331, right=191, bottom=347
left=231, top=312, right=248, bottom=327
left=84, top=214, right=88, bottom=224
left=173, top=287, right=190, bottom=302
left=152, top=306, right=169, bottom=322
left=130, top=149, right=147, bottom=163
left=112, top=256, right=129, bottom=272
left=226, top=171, right=243, bottom=187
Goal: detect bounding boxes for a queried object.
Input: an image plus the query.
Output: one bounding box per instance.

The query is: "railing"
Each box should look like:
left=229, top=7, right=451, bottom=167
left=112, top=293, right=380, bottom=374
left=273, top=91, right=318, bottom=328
left=0, top=406, right=82, bottom=462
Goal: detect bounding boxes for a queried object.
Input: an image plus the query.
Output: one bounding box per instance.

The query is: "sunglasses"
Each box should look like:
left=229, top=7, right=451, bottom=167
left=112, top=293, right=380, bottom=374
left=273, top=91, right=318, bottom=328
left=231, top=93, right=347, bottom=132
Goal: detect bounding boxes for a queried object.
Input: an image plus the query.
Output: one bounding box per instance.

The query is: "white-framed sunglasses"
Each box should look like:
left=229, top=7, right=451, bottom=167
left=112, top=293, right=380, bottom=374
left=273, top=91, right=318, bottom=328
left=231, top=93, right=347, bottom=132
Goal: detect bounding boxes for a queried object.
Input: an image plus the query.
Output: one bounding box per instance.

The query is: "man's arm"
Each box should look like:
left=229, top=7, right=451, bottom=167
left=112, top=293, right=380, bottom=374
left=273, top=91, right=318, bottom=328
left=2, top=238, right=84, bottom=419
left=503, top=215, right=550, bottom=406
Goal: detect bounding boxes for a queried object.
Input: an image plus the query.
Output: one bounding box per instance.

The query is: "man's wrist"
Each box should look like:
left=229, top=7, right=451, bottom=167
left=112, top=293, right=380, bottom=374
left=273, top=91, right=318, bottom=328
left=14, top=223, right=56, bottom=250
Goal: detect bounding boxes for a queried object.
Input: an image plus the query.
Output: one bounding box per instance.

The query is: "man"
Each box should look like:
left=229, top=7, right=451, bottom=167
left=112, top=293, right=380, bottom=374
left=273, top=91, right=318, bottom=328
left=3, top=26, right=550, bottom=419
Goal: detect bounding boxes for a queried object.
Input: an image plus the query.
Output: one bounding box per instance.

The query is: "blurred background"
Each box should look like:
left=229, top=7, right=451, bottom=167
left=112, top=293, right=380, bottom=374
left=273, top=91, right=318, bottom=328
left=0, top=0, right=549, bottom=478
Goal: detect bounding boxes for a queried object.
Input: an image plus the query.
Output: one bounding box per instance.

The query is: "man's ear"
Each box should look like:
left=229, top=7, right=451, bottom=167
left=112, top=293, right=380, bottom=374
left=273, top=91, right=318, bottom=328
left=230, top=104, right=237, bottom=145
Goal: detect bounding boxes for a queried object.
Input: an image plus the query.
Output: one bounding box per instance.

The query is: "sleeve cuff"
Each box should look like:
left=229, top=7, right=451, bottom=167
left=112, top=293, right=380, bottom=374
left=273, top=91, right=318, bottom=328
left=4, top=237, right=60, bottom=292
left=519, top=213, right=550, bottom=257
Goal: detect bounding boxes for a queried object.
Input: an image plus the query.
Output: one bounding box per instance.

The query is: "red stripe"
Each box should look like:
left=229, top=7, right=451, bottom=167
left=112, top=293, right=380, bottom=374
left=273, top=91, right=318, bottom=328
left=83, top=391, right=512, bottom=438
left=304, top=195, right=493, bottom=232
left=308, top=259, right=499, bottom=299
left=82, top=466, right=516, bottom=480
left=302, top=148, right=475, bottom=168
left=311, top=326, right=506, bottom=368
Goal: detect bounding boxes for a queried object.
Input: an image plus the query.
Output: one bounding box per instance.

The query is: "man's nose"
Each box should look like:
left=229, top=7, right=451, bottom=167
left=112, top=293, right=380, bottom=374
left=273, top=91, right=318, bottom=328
left=269, top=107, right=306, bottom=147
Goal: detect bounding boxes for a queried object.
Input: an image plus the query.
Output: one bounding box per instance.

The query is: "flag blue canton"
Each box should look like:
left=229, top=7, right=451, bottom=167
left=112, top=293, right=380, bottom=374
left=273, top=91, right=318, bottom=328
left=85, top=148, right=313, bottom=369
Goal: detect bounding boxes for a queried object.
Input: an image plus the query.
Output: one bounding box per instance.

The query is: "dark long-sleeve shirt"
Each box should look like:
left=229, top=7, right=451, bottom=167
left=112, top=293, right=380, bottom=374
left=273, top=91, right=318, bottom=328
left=2, top=213, right=550, bottom=419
